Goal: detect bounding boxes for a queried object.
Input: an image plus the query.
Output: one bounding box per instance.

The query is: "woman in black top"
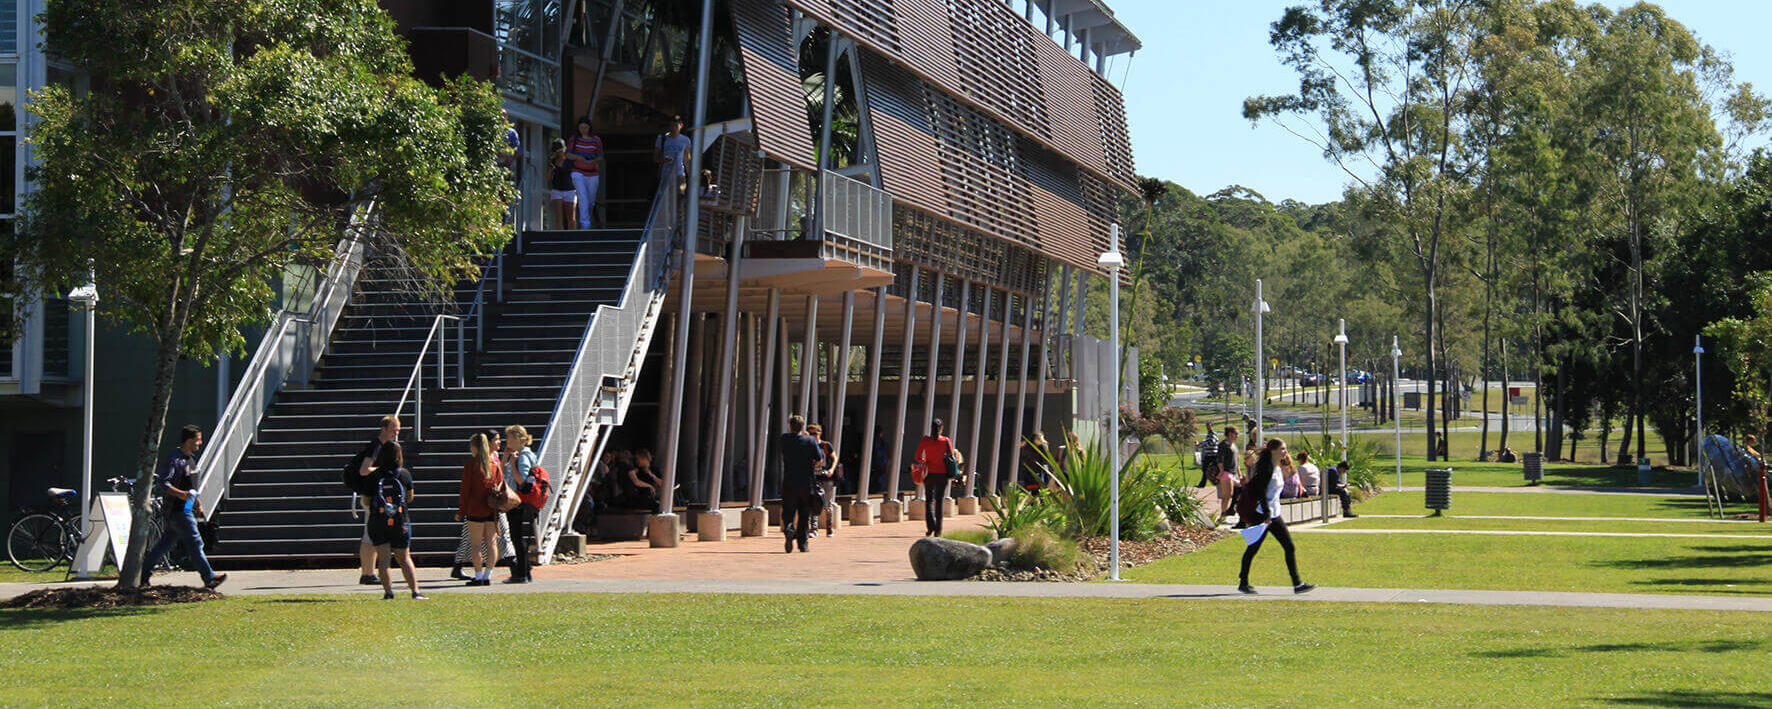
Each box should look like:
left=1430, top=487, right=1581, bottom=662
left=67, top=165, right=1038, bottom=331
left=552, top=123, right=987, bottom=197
left=1237, top=438, right=1313, bottom=596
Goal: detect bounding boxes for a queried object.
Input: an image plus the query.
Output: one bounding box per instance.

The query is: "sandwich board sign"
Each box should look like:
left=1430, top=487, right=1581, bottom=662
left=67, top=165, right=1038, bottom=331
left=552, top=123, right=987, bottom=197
left=71, top=493, right=133, bottom=579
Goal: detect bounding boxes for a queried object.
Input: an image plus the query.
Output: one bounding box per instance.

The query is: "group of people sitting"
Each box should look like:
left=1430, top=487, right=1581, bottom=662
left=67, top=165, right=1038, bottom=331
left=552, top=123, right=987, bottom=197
left=1202, top=424, right=1358, bottom=527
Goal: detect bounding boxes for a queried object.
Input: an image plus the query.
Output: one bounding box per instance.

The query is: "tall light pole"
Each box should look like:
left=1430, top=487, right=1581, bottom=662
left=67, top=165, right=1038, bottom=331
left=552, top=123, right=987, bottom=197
left=1391, top=336, right=1402, bottom=491
left=1695, top=335, right=1712, bottom=515
left=1334, top=319, right=1349, bottom=461
left=68, top=282, right=98, bottom=532
left=1253, top=279, right=1271, bottom=438
left=1100, top=225, right=1124, bottom=581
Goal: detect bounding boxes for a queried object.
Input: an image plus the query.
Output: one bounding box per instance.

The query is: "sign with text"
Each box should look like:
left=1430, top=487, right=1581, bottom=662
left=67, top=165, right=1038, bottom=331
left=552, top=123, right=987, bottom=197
left=1508, top=386, right=1522, bottom=398
left=71, top=493, right=132, bottom=579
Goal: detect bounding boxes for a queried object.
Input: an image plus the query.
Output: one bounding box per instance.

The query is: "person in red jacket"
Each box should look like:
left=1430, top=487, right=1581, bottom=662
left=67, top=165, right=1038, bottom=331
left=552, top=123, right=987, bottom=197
left=456, top=432, right=502, bottom=586
left=915, top=419, right=962, bottom=537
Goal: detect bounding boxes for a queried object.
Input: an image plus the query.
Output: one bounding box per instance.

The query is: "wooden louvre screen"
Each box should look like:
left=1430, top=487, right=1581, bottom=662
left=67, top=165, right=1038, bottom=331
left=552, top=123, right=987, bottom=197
left=782, top=0, right=1134, bottom=193
left=702, top=135, right=763, bottom=216
left=893, top=204, right=1043, bottom=298
left=862, top=52, right=949, bottom=215
left=730, top=0, right=819, bottom=169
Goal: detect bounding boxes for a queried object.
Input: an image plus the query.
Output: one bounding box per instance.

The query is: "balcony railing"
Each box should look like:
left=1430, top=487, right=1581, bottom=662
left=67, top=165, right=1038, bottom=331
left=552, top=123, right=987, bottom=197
left=750, top=169, right=894, bottom=272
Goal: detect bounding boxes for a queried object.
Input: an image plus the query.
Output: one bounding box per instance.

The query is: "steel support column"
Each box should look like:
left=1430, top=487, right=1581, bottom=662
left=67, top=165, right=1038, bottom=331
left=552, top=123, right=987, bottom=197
left=699, top=211, right=747, bottom=539
left=1008, top=283, right=1037, bottom=493
left=748, top=290, right=782, bottom=516
left=915, top=273, right=945, bottom=511
left=985, top=292, right=1015, bottom=498
left=965, top=287, right=994, bottom=503
left=652, top=0, right=715, bottom=547
left=853, top=287, right=887, bottom=525
left=884, top=267, right=920, bottom=520
left=946, top=280, right=972, bottom=462
left=824, top=290, right=857, bottom=531
left=1032, top=267, right=1055, bottom=444
left=799, top=294, right=819, bottom=416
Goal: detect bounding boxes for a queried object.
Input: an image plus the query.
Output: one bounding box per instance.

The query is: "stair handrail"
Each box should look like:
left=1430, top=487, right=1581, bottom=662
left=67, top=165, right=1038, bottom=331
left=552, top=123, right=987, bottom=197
left=193, top=201, right=377, bottom=517
left=532, top=173, right=681, bottom=560
left=391, top=313, right=463, bottom=442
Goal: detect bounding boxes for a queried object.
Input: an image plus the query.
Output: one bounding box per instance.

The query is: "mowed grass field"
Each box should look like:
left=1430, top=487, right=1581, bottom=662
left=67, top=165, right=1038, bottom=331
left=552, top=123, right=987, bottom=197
left=3, top=593, right=1771, bottom=707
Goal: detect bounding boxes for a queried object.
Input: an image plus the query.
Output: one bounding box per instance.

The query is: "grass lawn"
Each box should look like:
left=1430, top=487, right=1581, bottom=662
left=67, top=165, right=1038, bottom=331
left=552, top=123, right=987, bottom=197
left=3, top=593, right=1770, bottom=706
left=1333, top=516, right=1772, bottom=536
left=1356, top=491, right=1721, bottom=519
left=1350, top=428, right=1675, bottom=466
left=1124, top=528, right=1772, bottom=596
left=1343, top=452, right=1698, bottom=489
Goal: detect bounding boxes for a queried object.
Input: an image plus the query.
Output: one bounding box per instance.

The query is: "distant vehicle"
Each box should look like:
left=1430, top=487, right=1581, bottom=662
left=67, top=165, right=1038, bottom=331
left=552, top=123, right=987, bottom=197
left=1347, top=370, right=1371, bottom=384
left=1300, top=373, right=1324, bottom=386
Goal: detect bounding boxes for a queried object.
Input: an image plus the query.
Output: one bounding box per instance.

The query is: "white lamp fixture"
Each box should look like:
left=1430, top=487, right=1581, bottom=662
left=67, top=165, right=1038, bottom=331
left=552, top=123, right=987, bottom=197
left=67, top=282, right=98, bottom=534
left=1102, top=224, right=1123, bottom=581
left=1390, top=335, right=1402, bottom=491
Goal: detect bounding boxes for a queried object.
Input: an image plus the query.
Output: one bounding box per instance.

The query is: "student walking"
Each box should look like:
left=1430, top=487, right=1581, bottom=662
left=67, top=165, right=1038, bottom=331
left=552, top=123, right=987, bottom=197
left=360, top=441, right=426, bottom=600
left=351, top=416, right=400, bottom=584
left=456, top=433, right=503, bottom=586
left=547, top=138, right=577, bottom=229
left=655, top=115, right=693, bottom=183
left=1237, top=438, right=1313, bottom=595
left=778, top=415, right=824, bottom=553
left=915, top=419, right=962, bottom=537
left=809, top=423, right=839, bottom=537
left=141, top=425, right=226, bottom=589
left=566, top=117, right=603, bottom=228
left=501, top=425, right=539, bottom=583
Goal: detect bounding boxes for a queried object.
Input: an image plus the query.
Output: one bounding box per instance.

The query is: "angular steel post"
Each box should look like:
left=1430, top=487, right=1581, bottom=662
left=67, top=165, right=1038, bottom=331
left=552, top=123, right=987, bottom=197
left=853, top=287, right=887, bottom=525
left=1007, top=285, right=1036, bottom=496
left=985, top=292, right=1015, bottom=499
left=965, top=287, right=994, bottom=503
left=883, top=267, right=920, bottom=521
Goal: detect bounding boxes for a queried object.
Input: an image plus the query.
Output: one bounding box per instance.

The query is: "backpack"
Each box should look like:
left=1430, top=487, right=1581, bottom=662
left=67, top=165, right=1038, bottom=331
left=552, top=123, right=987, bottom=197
left=518, top=463, right=551, bottom=509
left=373, top=470, right=407, bottom=526
left=341, top=443, right=376, bottom=494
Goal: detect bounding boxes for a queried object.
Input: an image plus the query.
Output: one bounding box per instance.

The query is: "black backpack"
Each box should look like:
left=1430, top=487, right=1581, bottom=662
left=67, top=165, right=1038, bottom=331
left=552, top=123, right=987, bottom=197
left=342, top=442, right=378, bottom=495
left=372, top=470, right=407, bottom=524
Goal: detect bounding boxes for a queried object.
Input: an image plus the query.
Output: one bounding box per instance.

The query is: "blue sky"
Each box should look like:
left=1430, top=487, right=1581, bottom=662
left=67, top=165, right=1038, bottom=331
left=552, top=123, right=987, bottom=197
left=1102, top=0, right=1772, bottom=205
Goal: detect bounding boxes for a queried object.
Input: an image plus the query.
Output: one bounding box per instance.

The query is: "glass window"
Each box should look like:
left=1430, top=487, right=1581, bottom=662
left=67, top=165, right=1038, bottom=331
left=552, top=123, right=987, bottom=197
left=0, top=7, right=16, bottom=55
left=43, top=298, right=69, bottom=378
left=0, top=63, right=15, bottom=131
left=1, top=135, right=14, bottom=214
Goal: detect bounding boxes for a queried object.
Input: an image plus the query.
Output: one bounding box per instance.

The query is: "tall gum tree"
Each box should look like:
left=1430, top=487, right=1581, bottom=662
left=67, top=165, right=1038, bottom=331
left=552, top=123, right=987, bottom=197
left=1245, top=0, right=1482, bottom=461
left=2, top=0, right=514, bottom=587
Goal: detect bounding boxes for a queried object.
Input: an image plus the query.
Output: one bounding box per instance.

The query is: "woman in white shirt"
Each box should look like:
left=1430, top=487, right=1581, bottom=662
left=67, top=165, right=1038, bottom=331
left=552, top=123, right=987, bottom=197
left=1238, top=438, right=1314, bottom=595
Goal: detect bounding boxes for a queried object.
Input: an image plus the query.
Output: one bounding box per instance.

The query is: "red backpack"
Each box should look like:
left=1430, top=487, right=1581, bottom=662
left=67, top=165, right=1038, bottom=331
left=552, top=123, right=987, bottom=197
left=518, top=463, right=552, bottom=509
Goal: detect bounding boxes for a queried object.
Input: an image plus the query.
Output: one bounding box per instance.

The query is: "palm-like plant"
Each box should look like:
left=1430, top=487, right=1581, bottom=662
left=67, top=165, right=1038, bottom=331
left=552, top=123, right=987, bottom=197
left=1034, top=438, right=1166, bottom=540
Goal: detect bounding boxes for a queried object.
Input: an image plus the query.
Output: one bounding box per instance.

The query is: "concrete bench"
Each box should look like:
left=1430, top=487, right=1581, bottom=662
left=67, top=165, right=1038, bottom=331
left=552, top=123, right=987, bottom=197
left=1276, top=494, right=1340, bottom=524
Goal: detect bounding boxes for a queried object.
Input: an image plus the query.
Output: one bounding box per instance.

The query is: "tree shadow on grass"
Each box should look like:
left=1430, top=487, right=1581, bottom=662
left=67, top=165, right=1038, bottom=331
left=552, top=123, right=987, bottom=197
left=0, top=604, right=170, bottom=631
left=1630, top=578, right=1772, bottom=594
left=1593, top=554, right=1772, bottom=570
left=1602, top=690, right=1772, bottom=708
left=1473, top=638, right=1766, bottom=660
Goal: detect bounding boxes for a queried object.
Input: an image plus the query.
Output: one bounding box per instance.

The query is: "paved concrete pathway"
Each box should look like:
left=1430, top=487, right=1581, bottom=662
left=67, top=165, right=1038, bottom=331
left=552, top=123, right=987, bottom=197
left=1395, top=485, right=1703, bottom=496
left=1298, top=528, right=1771, bottom=540
left=7, top=573, right=1770, bottom=613
left=1357, top=514, right=1766, bottom=524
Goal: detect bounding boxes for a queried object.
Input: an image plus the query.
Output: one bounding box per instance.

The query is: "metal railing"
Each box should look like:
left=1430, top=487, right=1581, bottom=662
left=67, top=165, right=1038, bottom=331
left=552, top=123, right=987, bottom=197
left=533, top=173, right=681, bottom=562
left=820, top=169, right=893, bottom=251
left=392, top=314, right=464, bottom=442
left=193, top=202, right=376, bottom=516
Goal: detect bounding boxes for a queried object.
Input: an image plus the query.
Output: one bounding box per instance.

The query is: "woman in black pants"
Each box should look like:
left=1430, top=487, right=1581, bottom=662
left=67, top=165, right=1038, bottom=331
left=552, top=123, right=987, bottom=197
left=914, top=419, right=961, bottom=537
left=1238, top=438, right=1315, bottom=595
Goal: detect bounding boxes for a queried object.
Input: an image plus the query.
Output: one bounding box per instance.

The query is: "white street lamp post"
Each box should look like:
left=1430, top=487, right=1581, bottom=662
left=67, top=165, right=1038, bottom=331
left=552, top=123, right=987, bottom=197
left=68, top=282, right=98, bottom=533
left=1253, top=280, right=1271, bottom=439
left=1100, top=225, right=1124, bottom=581
left=1335, top=320, right=1349, bottom=460
left=1695, top=335, right=1710, bottom=515
left=1391, top=336, right=1402, bottom=491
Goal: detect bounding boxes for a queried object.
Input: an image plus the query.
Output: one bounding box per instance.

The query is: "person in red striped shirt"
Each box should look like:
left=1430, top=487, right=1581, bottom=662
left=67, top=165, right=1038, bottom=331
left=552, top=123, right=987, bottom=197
left=566, top=116, right=604, bottom=229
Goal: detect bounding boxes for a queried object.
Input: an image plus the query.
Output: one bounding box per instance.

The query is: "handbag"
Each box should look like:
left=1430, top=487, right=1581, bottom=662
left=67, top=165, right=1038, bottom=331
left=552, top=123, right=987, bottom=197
left=943, top=439, right=963, bottom=479
left=487, top=479, right=521, bottom=513
left=911, top=462, right=928, bottom=486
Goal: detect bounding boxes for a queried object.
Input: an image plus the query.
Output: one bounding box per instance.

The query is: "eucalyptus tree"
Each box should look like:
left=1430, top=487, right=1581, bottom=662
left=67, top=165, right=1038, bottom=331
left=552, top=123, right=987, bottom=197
left=1246, top=0, right=1484, bottom=460
left=6, top=0, right=513, bottom=587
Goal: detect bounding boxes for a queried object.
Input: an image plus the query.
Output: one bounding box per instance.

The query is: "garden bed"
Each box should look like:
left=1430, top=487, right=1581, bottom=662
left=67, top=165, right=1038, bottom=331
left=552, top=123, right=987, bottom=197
left=3, top=585, right=222, bottom=609
left=967, top=527, right=1228, bottom=582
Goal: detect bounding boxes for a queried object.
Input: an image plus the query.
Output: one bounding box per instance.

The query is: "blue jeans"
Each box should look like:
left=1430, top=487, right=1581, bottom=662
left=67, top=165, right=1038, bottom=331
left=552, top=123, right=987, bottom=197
left=144, top=505, right=216, bottom=583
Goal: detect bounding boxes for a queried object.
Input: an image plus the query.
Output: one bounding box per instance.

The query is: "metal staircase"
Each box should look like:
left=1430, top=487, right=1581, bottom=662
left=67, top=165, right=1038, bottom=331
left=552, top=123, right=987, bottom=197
left=531, top=174, right=681, bottom=563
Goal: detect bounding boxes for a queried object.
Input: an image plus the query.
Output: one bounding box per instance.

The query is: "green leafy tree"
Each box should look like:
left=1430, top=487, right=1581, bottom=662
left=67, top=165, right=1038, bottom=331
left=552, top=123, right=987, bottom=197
left=4, top=0, right=513, bottom=587
left=1704, top=275, right=1772, bottom=445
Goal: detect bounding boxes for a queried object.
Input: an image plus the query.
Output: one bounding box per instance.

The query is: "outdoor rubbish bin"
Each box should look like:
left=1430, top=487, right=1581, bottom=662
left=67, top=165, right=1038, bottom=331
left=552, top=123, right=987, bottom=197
left=1523, top=452, right=1543, bottom=484
left=1425, top=468, right=1453, bottom=514
left=1638, top=457, right=1653, bottom=486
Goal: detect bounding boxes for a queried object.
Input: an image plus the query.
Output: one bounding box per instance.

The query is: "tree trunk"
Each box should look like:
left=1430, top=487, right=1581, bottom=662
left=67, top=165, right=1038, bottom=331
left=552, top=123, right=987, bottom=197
left=1548, top=357, right=1567, bottom=461
left=1616, top=408, right=1635, bottom=467
left=117, top=330, right=188, bottom=588
left=1425, top=287, right=1438, bottom=462
left=1499, top=337, right=1511, bottom=453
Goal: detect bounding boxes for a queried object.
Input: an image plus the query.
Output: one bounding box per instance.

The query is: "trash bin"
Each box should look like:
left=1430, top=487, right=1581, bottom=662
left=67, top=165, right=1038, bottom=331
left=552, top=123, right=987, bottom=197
left=1425, top=468, right=1453, bottom=515
left=1522, top=452, right=1543, bottom=485
left=1637, top=457, right=1652, bottom=486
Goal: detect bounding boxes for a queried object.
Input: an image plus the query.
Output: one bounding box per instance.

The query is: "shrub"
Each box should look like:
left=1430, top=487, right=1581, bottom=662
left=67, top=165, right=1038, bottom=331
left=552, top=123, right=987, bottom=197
left=982, top=483, right=1054, bottom=540
left=1292, top=433, right=1385, bottom=498
left=1004, top=526, right=1090, bottom=576
left=1152, top=467, right=1208, bottom=528
left=1034, top=438, right=1166, bottom=540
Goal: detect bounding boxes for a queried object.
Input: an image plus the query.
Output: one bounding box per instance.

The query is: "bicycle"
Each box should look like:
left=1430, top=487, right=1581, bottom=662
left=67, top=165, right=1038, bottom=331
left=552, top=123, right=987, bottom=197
left=6, top=477, right=182, bottom=574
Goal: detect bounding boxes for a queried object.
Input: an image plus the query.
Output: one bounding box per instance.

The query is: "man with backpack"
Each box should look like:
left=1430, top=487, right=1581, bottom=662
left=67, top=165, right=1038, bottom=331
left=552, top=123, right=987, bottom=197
left=778, top=415, right=824, bottom=553
left=141, top=425, right=226, bottom=589
left=359, top=440, right=426, bottom=600
left=347, top=416, right=400, bottom=585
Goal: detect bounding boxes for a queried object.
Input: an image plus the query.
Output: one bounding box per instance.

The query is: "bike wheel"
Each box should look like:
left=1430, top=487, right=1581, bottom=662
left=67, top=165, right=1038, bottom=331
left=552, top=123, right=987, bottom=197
left=7, top=514, right=68, bottom=572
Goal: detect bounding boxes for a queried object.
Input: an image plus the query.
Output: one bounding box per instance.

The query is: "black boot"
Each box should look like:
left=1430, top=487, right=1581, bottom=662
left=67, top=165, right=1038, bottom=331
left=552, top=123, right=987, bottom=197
left=449, top=565, right=469, bottom=580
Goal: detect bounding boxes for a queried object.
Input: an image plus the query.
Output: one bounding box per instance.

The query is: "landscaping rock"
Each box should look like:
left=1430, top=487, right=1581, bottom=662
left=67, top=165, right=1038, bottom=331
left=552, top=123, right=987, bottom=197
left=985, top=538, right=1019, bottom=566
left=909, top=537, right=992, bottom=580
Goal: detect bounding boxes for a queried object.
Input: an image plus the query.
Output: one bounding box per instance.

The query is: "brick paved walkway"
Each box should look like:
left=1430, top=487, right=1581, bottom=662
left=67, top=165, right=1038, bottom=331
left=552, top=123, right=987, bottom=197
left=537, top=512, right=988, bottom=582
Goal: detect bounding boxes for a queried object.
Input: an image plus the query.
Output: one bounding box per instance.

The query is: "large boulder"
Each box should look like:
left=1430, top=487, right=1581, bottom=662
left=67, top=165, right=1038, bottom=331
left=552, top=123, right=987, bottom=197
left=985, top=537, right=1019, bottom=566
left=909, top=537, right=992, bottom=580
